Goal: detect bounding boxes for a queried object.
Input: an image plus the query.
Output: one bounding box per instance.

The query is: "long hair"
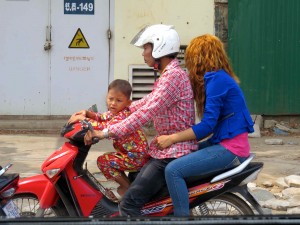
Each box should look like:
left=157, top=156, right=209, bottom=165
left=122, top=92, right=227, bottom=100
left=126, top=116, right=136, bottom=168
left=185, top=34, right=240, bottom=117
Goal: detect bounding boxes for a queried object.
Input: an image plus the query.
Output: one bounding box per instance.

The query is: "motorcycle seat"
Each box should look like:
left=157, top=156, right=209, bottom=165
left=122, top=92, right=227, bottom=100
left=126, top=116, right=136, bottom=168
left=210, top=153, right=255, bottom=183
left=184, top=153, right=256, bottom=186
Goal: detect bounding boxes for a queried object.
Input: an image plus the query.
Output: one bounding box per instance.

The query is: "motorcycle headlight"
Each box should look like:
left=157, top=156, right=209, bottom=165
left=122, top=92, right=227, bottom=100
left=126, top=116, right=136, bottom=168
left=45, top=168, right=60, bottom=179
left=1, top=188, right=16, bottom=198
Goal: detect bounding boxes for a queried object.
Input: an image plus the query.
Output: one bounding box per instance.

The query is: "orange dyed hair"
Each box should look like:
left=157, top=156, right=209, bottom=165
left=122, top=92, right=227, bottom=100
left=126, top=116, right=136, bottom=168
left=185, top=34, right=240, bottom=117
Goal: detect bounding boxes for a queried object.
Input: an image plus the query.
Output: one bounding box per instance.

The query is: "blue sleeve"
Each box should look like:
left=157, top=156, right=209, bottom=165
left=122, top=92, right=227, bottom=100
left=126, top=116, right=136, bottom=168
left=192, top=71, right=229, bottom=140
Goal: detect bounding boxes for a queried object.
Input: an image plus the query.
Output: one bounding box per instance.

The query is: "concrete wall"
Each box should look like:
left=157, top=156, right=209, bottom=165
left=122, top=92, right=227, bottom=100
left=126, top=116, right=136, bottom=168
left=0, top=0, right=215, bottom=116
left=112, top=0, right=214, bottom=81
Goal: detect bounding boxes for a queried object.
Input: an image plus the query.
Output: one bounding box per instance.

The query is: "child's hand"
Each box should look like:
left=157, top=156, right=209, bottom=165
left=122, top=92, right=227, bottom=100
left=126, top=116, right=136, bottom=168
left=68, top=110, right=87, bottom=124
left=84, top=130, right=104, bottom=145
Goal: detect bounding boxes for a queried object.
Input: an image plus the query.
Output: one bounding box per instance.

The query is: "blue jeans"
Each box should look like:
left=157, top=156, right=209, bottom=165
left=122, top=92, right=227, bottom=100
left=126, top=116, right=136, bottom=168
left=165, top=141, right=248, bottom=216
left=119, top=157, right=174, bottom=216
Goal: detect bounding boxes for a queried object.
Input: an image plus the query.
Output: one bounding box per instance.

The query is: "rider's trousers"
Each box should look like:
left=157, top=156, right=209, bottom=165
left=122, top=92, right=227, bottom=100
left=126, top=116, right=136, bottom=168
left=119, top=157, right=174, bottom=216
left=165, top=141, right=248, bottom=216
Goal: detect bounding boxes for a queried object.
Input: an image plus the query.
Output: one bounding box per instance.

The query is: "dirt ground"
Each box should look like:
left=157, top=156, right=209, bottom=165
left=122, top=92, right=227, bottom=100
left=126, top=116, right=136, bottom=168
left=0, top=133, right=299, bottom=186
left=248, top=135, right=300, bottom=185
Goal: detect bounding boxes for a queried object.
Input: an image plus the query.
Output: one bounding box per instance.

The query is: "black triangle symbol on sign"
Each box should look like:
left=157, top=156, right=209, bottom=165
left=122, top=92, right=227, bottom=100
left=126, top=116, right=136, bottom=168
left=69, top=28, right=90, bottom=48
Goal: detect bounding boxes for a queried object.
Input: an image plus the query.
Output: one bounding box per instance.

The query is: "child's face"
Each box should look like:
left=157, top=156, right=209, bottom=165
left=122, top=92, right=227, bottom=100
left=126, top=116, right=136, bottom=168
left=106, top=88, right=131, bottom=115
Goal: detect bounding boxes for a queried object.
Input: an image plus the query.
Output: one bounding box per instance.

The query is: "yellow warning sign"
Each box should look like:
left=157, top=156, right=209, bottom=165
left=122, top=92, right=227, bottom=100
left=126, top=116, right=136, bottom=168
left=68, top=28, right=90, bottom=48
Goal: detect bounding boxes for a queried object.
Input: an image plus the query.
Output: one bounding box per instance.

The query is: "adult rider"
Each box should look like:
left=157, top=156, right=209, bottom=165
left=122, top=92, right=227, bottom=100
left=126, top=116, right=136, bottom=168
left=84, top=24, right=198, bottom=216
left=155, top=34, right=254, bottom=216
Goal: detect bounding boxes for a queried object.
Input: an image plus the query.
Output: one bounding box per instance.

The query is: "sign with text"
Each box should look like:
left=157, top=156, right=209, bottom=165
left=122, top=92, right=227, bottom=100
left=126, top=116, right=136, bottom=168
left=64, top=0, right=94, bottom=15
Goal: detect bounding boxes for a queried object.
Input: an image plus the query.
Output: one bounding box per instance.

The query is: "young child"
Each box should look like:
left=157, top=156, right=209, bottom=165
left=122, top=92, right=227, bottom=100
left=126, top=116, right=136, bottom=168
left=68, top=79, right=149, bottom=201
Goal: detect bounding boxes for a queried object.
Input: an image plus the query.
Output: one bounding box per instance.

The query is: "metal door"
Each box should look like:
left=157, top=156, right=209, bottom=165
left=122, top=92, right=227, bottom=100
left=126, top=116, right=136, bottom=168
left=0, top=0, right=50, bottom=115
left=50, top=0, right=110, bottom=114
left=228, top=0, right=300, bottom=115
left=0, top=0, right=110, bottom=115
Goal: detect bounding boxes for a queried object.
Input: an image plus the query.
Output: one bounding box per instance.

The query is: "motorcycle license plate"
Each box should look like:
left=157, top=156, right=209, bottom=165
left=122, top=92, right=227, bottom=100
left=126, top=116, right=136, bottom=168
left=2, top=200, right=20, bottom=217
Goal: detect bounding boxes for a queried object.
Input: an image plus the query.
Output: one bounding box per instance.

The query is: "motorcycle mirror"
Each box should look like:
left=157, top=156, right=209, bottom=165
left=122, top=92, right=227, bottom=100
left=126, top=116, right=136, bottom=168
left=88, top=104, right=98, bottom=113
left=0, top=163, right=13, bottom=176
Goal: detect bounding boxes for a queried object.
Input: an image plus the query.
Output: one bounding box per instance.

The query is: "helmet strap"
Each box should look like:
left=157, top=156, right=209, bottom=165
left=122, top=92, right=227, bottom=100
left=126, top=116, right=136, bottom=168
left=153, top=61, right=160, bottom=81
left=154, top=61, right=160, bottom=70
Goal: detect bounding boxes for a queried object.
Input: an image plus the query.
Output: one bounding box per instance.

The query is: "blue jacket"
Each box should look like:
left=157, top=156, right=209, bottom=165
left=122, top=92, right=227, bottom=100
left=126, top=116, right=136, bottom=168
left=192, top=70, right=254, bottom=143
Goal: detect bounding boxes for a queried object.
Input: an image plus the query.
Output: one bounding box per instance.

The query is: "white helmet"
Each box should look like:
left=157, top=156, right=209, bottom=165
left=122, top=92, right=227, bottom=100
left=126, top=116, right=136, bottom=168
left=131, top=24, right=180, bottom=59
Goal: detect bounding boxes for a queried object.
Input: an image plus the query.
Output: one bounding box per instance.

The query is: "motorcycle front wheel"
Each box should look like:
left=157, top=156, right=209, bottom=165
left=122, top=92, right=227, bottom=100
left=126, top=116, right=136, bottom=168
left=12, top=194, right=68, bottom=217
left=191, top=192, right=254, bottom=216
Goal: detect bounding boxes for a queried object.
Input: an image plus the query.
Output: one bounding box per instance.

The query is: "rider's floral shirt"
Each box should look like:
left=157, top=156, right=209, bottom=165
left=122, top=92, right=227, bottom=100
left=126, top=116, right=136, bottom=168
left=95, top=108, right=149, bottom=179
left=109, top=59, right=198, bottom=159
left=95, top=107, right=149, bottom=160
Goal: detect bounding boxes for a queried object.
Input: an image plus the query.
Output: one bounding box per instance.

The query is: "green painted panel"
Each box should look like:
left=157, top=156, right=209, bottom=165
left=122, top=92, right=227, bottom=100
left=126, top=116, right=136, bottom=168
left=228, top=0, right=300, bottom=115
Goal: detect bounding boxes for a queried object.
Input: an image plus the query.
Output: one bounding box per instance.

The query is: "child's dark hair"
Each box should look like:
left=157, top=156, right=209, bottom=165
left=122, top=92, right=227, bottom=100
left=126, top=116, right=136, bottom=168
left=108, top=79, right=132, bottom=99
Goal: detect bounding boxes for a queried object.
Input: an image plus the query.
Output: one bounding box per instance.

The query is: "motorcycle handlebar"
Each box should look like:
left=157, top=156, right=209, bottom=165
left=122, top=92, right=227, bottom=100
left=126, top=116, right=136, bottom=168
left=84, top=120, right=100, bottom=144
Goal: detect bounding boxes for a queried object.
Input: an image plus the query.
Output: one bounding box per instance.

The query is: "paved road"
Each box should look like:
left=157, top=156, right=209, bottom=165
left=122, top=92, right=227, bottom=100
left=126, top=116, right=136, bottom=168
left=0, top=133, right=114, bottom=176
left=1, top=133, right=299, bottom=223
left=0, top=133, right=299, bottom=186
left=247, top=135, right=300, bottom=185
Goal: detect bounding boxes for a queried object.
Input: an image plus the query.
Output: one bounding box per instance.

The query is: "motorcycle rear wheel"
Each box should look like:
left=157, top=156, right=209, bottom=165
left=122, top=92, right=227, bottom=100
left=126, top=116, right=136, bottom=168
left=191, top=193, right=254, bottom=216
left=12, top=194, right=68, bottom=217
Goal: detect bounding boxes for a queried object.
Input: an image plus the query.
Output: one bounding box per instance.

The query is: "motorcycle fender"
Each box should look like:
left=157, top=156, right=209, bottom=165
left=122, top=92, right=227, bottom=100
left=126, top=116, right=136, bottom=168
left=16, top=174, right=58, bottom=208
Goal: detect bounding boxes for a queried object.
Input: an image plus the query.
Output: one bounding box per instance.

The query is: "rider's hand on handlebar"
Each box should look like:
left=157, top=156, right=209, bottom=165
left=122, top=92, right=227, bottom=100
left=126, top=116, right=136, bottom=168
left=84, top=130, right=104, bottom=145
left=68, top=110, right=87, bottom=124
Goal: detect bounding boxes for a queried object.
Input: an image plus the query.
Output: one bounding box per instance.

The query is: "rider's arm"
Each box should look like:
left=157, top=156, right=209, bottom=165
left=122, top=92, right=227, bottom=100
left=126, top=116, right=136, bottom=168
left=84, top=110, right=129, bottom=145
left=129, top=94, right=149, bottom=113
left=170, top=128, right=196, bottom=142
left=68, top=110, right=100, bottom=124
left=68, top=110, right=86, bottom=124
left=156, top=128, right=196, bottom=148
left=108, top=72, right=182, bottom=138
left=84, top=128, right=116, bottom=146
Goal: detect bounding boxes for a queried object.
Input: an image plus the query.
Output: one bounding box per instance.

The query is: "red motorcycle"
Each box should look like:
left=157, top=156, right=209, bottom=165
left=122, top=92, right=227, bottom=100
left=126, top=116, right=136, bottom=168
left=0, top=163, right=20, bottom=217
left=12, top=119, right=265, bottom=217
